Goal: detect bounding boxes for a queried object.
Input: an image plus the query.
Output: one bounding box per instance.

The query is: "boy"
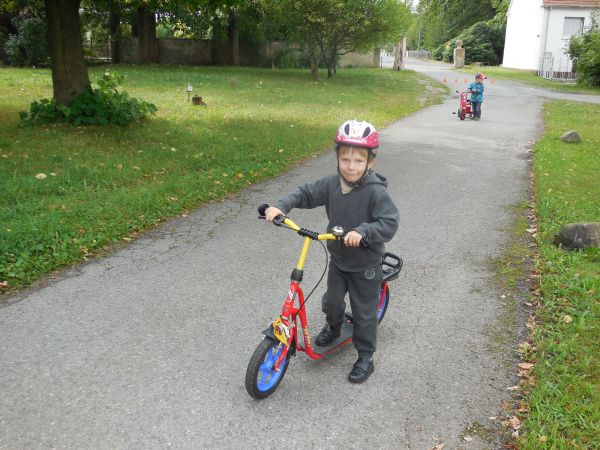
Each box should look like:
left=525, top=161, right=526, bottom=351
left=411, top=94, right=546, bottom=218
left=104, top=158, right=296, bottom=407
left=265, top=120, right=399, bottom=383
left=468, top=73, right=485, bottom=120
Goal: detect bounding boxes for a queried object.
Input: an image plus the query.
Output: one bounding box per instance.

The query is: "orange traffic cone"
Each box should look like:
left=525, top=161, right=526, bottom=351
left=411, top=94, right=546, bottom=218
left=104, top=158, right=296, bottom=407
left=464, top=79, right=467, bottom=83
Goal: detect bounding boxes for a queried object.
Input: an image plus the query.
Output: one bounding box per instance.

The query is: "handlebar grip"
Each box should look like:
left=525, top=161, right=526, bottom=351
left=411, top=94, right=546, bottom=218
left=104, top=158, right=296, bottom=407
left=258, top=203, right=269, bottom=216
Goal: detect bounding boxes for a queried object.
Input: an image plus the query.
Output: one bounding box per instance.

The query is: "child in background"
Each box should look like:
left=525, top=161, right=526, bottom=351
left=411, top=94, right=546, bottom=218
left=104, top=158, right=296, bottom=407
left=265, top=120, right=399, bottom=383
left=468, top=73, right=485, bottom=120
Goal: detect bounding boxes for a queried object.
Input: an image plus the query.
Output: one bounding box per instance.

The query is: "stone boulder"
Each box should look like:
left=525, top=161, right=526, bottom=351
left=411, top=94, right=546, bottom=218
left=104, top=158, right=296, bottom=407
left=554, top=222, right=600, bottom=250
left=560, top=130, right=581, bottom=143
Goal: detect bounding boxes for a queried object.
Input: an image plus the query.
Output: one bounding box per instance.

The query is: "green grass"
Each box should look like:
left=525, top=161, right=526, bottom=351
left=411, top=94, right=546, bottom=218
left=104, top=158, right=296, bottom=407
left=459, top=65, right=600, bottom=95
left=0, top=65, right=446, bottom=293
left=520, top=101, right=600, bottom=448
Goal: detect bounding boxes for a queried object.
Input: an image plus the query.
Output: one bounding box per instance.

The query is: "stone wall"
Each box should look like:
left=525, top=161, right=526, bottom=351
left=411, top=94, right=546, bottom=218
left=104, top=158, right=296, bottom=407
left=120, top=37, right=379, bottom=69
left=120, top=37, right=265, bottom=66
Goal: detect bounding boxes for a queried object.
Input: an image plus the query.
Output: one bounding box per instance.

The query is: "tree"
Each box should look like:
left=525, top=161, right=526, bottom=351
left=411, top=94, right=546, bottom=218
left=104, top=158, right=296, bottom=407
left=416, top=0, right=499, bottom=49
left=266, top=0, right=412, bottom=80
left=44, top=0, right=91, bottom=104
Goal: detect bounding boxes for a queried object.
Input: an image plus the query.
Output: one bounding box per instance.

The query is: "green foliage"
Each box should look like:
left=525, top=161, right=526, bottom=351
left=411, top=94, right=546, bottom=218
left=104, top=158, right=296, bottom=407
left=566, top=14, right=600, bottom=88
left=19, top=71, right=157, bottom=126
left=434, top=20, right=505, bottom=65
left=3, top=14, right=48, bottom=66
left=415, top=0, right=504, bottom=49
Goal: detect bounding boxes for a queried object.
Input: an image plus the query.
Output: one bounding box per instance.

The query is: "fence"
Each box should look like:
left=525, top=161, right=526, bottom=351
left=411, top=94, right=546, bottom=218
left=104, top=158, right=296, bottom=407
left=407, top=50, right=432, bottom=60
left=538, top=52, right=576, bottom=81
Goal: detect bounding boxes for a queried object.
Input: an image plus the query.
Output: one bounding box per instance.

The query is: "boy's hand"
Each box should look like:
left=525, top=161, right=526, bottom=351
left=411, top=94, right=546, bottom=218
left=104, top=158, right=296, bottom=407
left=265, top=206, right=284, bottom=222
left=344, top=230, right=363, bottom=247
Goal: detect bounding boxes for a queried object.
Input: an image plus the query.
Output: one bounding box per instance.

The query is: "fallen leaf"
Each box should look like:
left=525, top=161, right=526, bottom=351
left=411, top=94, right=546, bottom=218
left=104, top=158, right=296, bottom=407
left=508, top=416, right=521, bottom=430
left=429, top=444, right=445, bottom=450
left=0, top=281, right=8, bottom=288
left=507, top=385, right=520, bottom=391
left=171, top=147, right=177, bottom=152
left=488, top=416, right=497, bottom=420
left=512, top=430, right=519, bottom=439
left=502, top=400, right=511, bottom=411
left=562, top=315, right=573, bottom=323
left=463, top=435, right=473, bottom=442
left=517, top=362, right=535, bottom=370
left=538, top=435, right=548, bottom=443
left=35, top=173, right=47, bottom=179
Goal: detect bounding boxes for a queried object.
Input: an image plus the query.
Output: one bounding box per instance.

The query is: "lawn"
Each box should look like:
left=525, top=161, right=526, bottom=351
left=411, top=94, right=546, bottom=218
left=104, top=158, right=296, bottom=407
left=0, top=65, right=446, bottom=293
left=459, top=65, right=600, bottom=95
left=520, top=100, right=600, bottom=448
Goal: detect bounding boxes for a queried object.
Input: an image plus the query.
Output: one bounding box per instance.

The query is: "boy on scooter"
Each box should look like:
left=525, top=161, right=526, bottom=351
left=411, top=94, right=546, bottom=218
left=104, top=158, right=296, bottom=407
left=265, top=120, right=399, bottom=383
left=468, top=73, right=485, bottom=120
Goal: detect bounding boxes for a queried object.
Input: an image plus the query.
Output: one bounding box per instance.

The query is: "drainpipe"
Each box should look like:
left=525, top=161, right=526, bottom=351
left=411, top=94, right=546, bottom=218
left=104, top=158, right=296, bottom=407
left=540, top=6, right=551, bottom=73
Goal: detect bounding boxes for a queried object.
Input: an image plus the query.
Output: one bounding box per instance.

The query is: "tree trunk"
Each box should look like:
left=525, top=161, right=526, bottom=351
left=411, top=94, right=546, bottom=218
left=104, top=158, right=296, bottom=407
left=393, top=37, right=406, bottom=71
left=310, top=56, right=319, bottom=81
left=44, top=0, right=91, bottom=105
left=326, top=43, right=337, bottom=78
left=108, top=6, right=121, bottom=64
left=133, top=7, right=157, bottom=63
left=228, top=9, right=240, bottom=66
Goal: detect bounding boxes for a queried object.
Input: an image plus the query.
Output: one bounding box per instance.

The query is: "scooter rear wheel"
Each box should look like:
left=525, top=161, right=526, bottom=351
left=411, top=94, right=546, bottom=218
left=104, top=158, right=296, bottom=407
left=377, top=284, right=390, bottom=323
left=459, top=108, right=466, bottom=121
left=245, top=337, right=290, bottom=399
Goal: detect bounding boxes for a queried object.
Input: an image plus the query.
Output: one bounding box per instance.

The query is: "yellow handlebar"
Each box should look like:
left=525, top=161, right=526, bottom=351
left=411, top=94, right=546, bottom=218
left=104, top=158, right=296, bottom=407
left=282, top=217, right=339, bottom=241
left=277, top=216, right=339, bottom=271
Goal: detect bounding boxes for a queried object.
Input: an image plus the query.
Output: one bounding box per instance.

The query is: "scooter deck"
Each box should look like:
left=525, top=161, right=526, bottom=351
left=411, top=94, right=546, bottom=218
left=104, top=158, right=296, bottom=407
left=310, top=321, right=353, bottom=356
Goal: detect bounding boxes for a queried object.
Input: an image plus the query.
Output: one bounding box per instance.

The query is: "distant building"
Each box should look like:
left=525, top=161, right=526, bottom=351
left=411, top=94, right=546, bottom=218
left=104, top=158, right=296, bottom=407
left=502, top=0, right=600, bottom=79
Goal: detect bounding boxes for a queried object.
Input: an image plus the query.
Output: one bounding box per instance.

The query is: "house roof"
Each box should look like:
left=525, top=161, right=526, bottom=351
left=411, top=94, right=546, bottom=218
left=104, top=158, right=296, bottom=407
left=543, top=0, right=600, bottom=7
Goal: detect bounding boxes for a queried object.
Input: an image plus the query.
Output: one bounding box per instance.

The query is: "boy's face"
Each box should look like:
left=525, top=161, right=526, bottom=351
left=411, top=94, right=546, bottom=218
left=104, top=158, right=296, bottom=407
left=337, top=146, right=372, bottom=183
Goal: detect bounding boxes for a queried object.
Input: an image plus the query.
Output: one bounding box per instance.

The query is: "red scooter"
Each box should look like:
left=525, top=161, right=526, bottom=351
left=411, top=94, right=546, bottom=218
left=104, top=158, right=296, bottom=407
left=454, top=89, right=472, bottom=121
left=245, top=204, right=403, bottom=399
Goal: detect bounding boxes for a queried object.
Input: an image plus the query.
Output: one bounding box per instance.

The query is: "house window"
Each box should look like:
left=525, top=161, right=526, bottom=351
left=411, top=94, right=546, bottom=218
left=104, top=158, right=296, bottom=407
left=563, top=17, right=584, bottom=38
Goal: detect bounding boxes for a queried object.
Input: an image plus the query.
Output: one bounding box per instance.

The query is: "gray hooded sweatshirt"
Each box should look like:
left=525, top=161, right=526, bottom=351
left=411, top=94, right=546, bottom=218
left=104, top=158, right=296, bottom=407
left=276, top=171, right=399, bottom=271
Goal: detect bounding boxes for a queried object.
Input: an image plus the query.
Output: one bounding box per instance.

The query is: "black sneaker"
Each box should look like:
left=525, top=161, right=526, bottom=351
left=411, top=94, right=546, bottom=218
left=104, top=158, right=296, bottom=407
left=348, top=357, right=374, bottom=383
left=315, top=324, right=341, bottom=346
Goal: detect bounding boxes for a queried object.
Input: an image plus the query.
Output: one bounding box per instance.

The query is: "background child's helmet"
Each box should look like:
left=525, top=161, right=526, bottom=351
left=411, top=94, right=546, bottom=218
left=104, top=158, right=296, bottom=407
left=334, top=120, right=379, bottom=156
left=475, top=73, right=484, bottom=79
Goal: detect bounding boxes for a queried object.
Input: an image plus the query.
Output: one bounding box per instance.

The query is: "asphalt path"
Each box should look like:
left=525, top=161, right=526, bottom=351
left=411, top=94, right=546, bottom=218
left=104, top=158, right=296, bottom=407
left=1, top=60, right=597, bottom=449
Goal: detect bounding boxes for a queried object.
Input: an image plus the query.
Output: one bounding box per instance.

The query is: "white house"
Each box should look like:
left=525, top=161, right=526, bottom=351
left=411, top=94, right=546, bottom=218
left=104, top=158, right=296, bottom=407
left=503, top=0, right=600, bottom=79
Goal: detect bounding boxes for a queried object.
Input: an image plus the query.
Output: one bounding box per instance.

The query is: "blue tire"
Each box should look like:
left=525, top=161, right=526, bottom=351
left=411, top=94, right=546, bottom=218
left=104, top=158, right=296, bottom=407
left=245, top=337, right=291, bottom=399
left=377, top=285, right=390, bottom=323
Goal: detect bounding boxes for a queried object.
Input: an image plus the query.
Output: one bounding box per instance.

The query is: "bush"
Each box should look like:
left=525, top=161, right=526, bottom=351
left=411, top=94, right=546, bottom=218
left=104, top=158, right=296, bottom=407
left=19, top=71, right=158, bottom=126
left=567, top=14, right=600, bottom=87
left=433, top=19, right=505, bottom=66
left=3, top=15, right=48, bottom=66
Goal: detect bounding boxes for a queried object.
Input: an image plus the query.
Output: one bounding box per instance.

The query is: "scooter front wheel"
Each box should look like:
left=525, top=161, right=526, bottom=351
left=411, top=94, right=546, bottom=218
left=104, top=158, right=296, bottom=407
left=245, top=337, right=291, bottom=399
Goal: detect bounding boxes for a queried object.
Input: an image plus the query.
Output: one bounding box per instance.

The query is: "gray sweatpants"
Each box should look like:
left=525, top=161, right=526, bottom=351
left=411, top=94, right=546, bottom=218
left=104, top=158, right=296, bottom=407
left=322, top=260, right=383, bottom=358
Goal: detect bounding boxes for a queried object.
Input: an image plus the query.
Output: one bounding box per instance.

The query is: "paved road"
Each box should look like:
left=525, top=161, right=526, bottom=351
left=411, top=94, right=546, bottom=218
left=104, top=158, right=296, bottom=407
left=2, top=60, right=595, bottom=449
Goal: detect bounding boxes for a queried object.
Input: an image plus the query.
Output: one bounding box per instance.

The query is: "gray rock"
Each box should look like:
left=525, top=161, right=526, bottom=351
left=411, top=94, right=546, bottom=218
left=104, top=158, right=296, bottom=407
left=560, top=130, right=581, bottom=143
left=554, top=222, right=600, bottom=250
